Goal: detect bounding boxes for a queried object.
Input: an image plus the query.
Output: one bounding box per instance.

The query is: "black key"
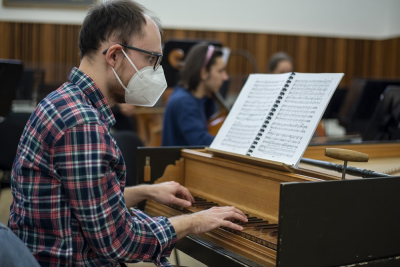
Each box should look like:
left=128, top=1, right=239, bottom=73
left=253, top=224, right=278, bottom=231
left=245, top=220, right=269, bottom=225
left=260, top=226, right=279, bottom=233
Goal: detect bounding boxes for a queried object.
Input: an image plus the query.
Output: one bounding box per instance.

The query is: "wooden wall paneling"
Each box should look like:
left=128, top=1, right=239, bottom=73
left=65, top=25, right=73, bottom=77
left=385, top=38, right=399, bottom=78
left=324, top=38, right=334, bottom=73
left=371, top=39, right=383, bottom=77
left=382, top=39, right=390, bottom=77
left=227, top=32, right=242, bottom=94
left=13, top=23, right=21, bottom=59
left=314, top=37, right=320, bottom=72
left=361, top=39, right=372, bottom=78
left=56, top=24, right=63, bottom=82
left=244, top=32, right=251, bottom=73
left=40, top=24, right=54, bottom=84
left=167, top=29, right=185, bottom=39
left=295, top=36, right=308, bottom=72
left=333, top=38, right=346, bottom=86
left=395, top=38, right=400, bottom=77
left=228, top=31, right=238, bottom=74
left=1, top=21, right=400, bottom=89
left=286, top=35, right=296, bottom=69
left=216, top=31, right=228, bottom=47
left=394, top=38, right=400, bottom=77
left=255, top=33, right=267, bottom=72
left=6, top=22, right=14, bottom=58
left=308, top=37, right=318, bottom=73
left=0, top=23, right=6, bottom=58
left=268, top=34, right=279, bottom=60
left=60, top=24, right=79, bottom=82
left=239, top=32, right=247, bottom=74
left=245, top=32, right=256, bottom=73
left=354, top=39, right=364, bottom=78
left=345, top=39, right=356, bottom=86
left=317, top=37, right=326, bottom=72
left=21, top=23, right=28, bottom=64
left=55, top=25, right=62, bottom=82
left=31, top=24, right=39, bottom=70
left=317, top=37, right=323, bottom=72
left=235, top=31, right=244, bottom=75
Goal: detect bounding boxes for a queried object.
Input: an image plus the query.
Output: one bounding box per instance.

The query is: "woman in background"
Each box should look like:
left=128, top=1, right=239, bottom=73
left=162, top=43, right=229, bottom=146
left=268, top=52, right=294, bottom=74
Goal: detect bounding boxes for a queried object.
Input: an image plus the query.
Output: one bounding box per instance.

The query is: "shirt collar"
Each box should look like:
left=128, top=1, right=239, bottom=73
left=68, top=67, right=116, bottom=128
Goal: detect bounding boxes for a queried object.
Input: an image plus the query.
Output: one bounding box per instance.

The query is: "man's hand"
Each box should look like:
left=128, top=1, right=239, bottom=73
left=169, top=206, right=248, bottom=239
left=123, top=182, right=193, bottom=208
left=149, top=181, right=194, bottom=208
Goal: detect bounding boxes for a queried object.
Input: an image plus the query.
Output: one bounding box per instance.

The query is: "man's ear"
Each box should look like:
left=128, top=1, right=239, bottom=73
left=104, top=44, right=124, bottom=68
left=200, top=67, right=209, bottom=81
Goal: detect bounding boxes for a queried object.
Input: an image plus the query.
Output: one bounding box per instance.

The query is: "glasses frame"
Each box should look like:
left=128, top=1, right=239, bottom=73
left=102, top=43, right=163, bottom=71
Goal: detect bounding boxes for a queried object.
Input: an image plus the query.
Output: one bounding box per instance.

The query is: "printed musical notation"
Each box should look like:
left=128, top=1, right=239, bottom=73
left=237, top=101, right=270, bottom=121
left=264, top=132, right=302, bottom=144
left=285, top=79, right=333, bottom=105
left=257, top=131, right=302, bottom=158
left=270, top=122, right=307, bottom=133
left=236, top=79, right=285, bottom=122
left=221, top=122, right=259, bottom=149
left=276, top=105, right=317, bottom=120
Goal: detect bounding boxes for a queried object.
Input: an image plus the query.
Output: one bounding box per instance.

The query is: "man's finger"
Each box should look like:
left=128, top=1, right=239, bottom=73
left=171, top=197, right=192, bottom=207
left=232, top=207, right=246, bottom=217
left=220, top=220, right=244, bottom=231
left=177, top=187, right=194, bottom=203
left=220, top=210, right=247, bottom=223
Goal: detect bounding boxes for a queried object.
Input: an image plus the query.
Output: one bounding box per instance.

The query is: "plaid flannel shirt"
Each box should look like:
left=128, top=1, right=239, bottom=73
left=8, top=67, right=177, bottom=267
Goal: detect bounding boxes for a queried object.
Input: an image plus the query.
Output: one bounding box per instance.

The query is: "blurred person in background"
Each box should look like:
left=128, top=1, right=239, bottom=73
left=162, top=43, right=229, bottom=146
left=268, top=52, right=294, bottom=74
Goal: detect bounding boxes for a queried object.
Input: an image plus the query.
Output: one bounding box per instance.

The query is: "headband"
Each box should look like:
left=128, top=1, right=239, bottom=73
left=202, top=45, right=215, bottom=68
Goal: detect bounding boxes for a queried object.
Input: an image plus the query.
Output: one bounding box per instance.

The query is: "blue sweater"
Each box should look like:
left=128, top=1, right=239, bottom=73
left=162, top=86, right=215, bottom=146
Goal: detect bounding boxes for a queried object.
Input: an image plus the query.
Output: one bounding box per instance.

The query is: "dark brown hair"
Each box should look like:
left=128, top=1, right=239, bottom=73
left=79, top=0, right=162, bottom=59
left=178, top=43, right=223, bottom=92
left=267, top=52, right=294, bottom=73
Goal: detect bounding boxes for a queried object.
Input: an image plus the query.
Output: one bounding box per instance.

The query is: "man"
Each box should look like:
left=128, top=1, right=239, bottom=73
left=162, top=43, right=229, bottom=146
left=8, top=1, right=247, bottom=266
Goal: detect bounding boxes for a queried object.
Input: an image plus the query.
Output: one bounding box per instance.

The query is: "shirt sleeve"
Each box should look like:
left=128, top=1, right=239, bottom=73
left=52, top=123, right=177, bottom=266
left=177, top=99, right=215, bottom=146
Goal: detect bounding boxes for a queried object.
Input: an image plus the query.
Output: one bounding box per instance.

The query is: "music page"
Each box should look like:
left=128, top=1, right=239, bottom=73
left=250, top=73, right=344, bottom=167
left=210, top=73, right=289, bottom=154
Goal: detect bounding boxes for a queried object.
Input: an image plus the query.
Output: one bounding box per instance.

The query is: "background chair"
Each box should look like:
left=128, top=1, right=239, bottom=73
left=112, top=131, right=144, bottom=187
left=363, top=86, right=400, bottom=141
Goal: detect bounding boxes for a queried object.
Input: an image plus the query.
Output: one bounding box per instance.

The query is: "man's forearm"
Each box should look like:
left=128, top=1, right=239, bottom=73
left=168, top=214, right=195, bottom=240
left=123, top=185, right=152, bottom=207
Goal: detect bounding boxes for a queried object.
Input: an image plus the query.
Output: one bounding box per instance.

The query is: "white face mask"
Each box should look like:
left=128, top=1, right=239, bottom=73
left=111, top=49, right=167, bottom=107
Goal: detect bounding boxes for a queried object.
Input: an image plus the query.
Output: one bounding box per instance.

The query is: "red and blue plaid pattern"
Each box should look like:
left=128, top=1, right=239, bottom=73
left=8, top=67, right=177, bottom=267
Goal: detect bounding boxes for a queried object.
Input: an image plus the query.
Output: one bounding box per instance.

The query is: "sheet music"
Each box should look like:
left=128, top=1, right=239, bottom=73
left=250, top=73, right=344, bottom=167
left=210, top=73, right=289, bottom=154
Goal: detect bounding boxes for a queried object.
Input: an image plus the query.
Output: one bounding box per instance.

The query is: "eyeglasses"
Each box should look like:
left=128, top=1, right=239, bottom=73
left=103, top=43, right=163, bottom=71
